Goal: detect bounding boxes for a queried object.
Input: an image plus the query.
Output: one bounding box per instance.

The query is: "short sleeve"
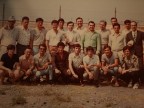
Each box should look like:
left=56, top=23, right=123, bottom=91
left=113, top=52, right=119, bottom=59
left=68, top=53, right=73, bottom=62
left=83, top=56, right=87, bottom=65
left=96, top=55, right=100, bottom=64
left=0, top=28, right=3, bottom=40
left=101, top=54, right=106, bottom=62
left=46, top=30, right=50, bottom=41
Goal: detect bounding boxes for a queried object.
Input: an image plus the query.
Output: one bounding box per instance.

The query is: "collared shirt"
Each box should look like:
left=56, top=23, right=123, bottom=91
left=34, top=52, right=51, bottom=67
left=122, top=54, right=139, bottom=72
left=82, top=31, right=101, bottom=52
left=65, top=30, right=81, bottom=44
left=74, top=26, right=87, bottom=37
left=109, top=32, right=126, bottom=51
left=17, top=26, right=33, bottom=45
left=46, top=29, right=64, bottom=46
left=101, top=52, right=118, bottom=65
left=32, top=28, right=47, bottom=46
left=19, top=55, right=34, bottom=71
left=83, top=54, right=100, bottom=66
left=68, top=52, right=84, bottom=68
left=96, top=29, right=110, bottom=45
left=0, top=27, right=18, bottom=46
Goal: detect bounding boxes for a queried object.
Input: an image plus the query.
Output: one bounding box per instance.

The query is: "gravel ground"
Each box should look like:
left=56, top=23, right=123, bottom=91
left=0, top=84, right=144, bottom=108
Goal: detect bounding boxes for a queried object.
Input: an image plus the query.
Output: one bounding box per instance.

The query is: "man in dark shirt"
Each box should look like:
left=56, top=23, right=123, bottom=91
left=0, top=45, right=21, bottom=84
left=53, top=42, right=71, bottom=83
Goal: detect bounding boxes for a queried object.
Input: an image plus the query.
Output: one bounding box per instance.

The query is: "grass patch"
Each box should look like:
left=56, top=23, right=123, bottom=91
left=12, top=95, right=27, bottom=106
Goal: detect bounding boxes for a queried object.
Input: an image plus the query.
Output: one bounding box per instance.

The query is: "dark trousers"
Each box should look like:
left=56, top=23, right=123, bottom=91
left=138, top=56, right=144, bottom=83
left=54, top=67, right=71, bottom=83
left=119, top=71, right=139, bottom=84
left=73, top=67, right=84, bottom=83
left=17, top=43, right=29, bottom=57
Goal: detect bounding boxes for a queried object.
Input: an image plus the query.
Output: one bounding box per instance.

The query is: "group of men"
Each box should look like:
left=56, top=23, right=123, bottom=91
left=0, top=16, right=143, bottom=89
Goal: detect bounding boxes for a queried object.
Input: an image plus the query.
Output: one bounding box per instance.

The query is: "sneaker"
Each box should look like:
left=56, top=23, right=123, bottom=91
left=133, top=83, right=139, bottom=89
left=128, top=81, right=133, bottom=88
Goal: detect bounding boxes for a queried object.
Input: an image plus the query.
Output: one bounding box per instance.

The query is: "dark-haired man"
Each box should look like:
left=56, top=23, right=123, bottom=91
left=0, top=45, right=21, bottom=84
left=33, top=18, right=47, bottom=55
left=46, top=20, right=65, bottom=55
left=82, top=21, right=101, bottom=55
left=17, top=16, right=34, bottom=57
left=53, top=42, right=71, bottom=83
left=109, top=23, right=126, bottom=64
left=101, top=45, right=119, bottom=86
left=83, top=46, right=101, bottom=86
left=122, top=20, right=131, bottom=36
left=65, top=21, right=81, bottom=52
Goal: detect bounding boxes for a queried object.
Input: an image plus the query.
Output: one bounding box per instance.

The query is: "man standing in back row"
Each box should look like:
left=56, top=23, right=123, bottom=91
left=81, top=21, right=101, bottom=55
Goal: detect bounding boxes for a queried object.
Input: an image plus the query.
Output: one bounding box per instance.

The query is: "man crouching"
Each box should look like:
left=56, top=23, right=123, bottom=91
left=0, top=45, right=22, bottom=85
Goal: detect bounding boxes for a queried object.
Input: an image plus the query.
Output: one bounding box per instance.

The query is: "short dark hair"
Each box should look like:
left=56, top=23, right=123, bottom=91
left=103, top=45, right=111, bottom=50
left=124, top=20, right=131, bottom=24
left=113, top=23, right=120, bottom=28
left=57, top=42, right=65, bottom=47
left=58, top=18, right=65, bottom=23
left=36, top=18, right=44, bottom=22
left=73, top=44, right=81, bottom=48
left=51, top=20, right=58, bottom=25
left=88, top=21, right=95, bottom=26
left=86, top=46, right=94, bottom=52
left=7, top=44, right=15, bottom=50
left=111, top=17, right=117, bottom=21
left=100, top=20, right=107, bottom=25
left=123, top=46, right=132, bottom=52
left=67, top=21, right=74, bottom=26
left=39, top=44, right=47, bottom=50
left=76, top=17, right=83, bottom=22
left=22, top=16, right=29, bottom=22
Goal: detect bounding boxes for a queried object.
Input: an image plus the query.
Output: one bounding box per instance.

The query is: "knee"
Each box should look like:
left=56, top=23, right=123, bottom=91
left=113, top=67, right=118, bottom=72
left=36, top=71, right=41, bottom=77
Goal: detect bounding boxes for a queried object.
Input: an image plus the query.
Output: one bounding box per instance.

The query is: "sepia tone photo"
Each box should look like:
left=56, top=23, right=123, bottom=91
left=0, top=0, right=144, bottom=108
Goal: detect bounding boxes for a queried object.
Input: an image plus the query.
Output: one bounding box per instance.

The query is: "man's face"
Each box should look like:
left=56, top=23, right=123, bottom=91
left=124, top=49, right=131, bottom=57
left=58, top=46, right=64, bottom=53
left=8, top=21, right=15, bottom=28
left=87, top=50, right=94, bottom=57
left=36, top=21, right=43, bottom=29
left=111, top=19, right=117, bottom=25
left=104, top=48, right=111, bottom=56
left=52, top=23, right=58, bottom=31
left=88, top=23, right=95, bottom=32
left=67, top=23, right=74, bottom=31
left=58, top=21, right=64, bottom=28
left=25, top=49, right=31, bottom=58
left=39, top=46, right=46, bottom=55
left=74, top=47, right=81, bottom=54
left=125, top=23, right=131, bottom=30
left=22, top=19, right=29, bottom=28
left=76, top=19, right=83, bottom=28
left=113, top=25, right=120, bottom=34
left=7, top=49, right=15, bottom=56
left=131, top=22, right=137, bottom=31
left=99, top=22, right=106, bottom=30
